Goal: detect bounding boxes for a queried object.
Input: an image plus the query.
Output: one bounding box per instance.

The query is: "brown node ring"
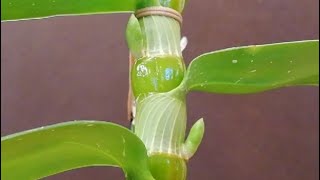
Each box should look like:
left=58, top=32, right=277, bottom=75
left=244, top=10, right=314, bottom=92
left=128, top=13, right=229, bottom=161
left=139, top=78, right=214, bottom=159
left=134, top=6, right=183, bottom=25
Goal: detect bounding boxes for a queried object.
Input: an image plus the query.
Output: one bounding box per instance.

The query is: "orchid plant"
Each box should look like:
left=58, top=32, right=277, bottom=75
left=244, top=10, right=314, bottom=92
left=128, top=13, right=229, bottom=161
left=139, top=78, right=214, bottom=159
left=1, top=0, right=319, bottom=179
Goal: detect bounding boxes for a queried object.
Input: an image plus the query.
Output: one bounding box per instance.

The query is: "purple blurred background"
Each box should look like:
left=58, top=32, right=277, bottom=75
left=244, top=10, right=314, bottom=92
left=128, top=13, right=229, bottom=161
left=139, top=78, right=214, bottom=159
left=1, top=0, right=319, bottom=179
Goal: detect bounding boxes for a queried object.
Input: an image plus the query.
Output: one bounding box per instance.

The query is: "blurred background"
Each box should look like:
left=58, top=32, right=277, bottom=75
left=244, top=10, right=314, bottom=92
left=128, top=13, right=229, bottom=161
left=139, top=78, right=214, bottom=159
left=1, top=0, right=319, bottom=179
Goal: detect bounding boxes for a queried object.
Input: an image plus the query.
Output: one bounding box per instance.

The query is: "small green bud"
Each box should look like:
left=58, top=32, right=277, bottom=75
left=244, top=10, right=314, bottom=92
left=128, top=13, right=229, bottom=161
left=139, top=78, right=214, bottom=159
left=126, top=14, right=144, bottom=58
left=183, top=118, right=205, bottom=159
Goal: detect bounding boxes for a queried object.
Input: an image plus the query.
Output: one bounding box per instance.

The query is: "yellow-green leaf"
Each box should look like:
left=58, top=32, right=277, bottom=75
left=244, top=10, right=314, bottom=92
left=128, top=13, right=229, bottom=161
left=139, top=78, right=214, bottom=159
left=1, top=0, right=135, bottom=21
left=1, top=121, right=154, bottom=180
left=185, top=40, right=319, bottom=94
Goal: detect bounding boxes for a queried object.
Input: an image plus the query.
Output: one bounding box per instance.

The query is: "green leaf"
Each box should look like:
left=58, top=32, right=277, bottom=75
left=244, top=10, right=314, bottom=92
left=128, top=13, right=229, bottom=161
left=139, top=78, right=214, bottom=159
left=1, top=121, right=154, bottom=180
left=185, top=40, right=319, bottom=94
left=1, top=0, right=136, bottom=21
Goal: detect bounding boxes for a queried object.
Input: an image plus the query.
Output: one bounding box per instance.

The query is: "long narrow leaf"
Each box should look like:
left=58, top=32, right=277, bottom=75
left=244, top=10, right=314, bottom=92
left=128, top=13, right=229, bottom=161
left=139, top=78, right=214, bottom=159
left=185, top=40, right=319, bottom=94
left=1, top=121, right=154, bottom=180
left=1, top=0, right=136, bottom=21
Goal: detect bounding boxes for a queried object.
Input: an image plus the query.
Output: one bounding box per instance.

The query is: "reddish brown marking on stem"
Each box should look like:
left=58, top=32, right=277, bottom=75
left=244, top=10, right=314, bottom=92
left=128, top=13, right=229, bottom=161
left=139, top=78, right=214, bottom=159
left=127, top=53, right=135, bottom=122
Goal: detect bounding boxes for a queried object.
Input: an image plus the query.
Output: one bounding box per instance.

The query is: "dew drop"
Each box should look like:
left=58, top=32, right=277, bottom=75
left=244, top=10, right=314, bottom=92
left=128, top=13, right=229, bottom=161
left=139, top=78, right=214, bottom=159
left=270, top=61, right=273, bottom=64
left=287, top=70, right=291, bottom=73
left=250, top=69, right=257, bottom=73
left=232, top=60, right=238, bottom=63
left=251, top=60, right=254, bottom=63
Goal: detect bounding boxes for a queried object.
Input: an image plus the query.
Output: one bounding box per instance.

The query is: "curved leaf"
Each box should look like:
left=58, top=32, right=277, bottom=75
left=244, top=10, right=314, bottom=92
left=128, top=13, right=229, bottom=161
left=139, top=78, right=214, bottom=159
left=1, top=121, right=154, bottom=180
left=1, top=0, right=136, bottom=21
left=185, top=40, right=319, bottom=94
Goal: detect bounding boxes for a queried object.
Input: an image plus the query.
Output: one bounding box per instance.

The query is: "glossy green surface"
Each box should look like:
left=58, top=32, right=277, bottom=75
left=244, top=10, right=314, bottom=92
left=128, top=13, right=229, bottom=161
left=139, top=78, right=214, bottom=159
left=185, top=40, right=319, bottom=94
left=1, top=0, right=185, bottom=21
left=131, top=56, right=185, bottom=98
left=1, top=121, right=154, bottom=180
left=1, top=0, right=135, bottom=21
left=148, top=154, right=187, bottom=180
